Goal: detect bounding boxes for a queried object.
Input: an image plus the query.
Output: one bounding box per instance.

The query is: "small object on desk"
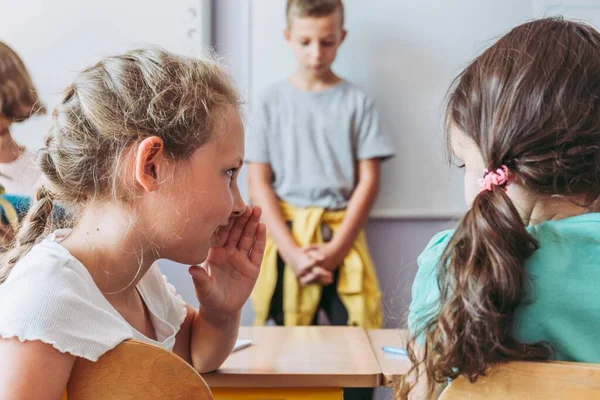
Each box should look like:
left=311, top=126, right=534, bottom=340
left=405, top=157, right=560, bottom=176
left=382, top=346, right=407, bottom=356
left=233, top=339, right=252, bottom=352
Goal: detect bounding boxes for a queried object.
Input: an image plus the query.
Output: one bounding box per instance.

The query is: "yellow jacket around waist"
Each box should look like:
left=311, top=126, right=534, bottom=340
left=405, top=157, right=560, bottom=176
left=250, top=202, right=383, bottom=328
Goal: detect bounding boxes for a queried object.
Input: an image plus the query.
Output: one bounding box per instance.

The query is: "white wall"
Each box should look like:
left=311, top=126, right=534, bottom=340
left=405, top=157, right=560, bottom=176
left=0, top=0, right=210, bottom=150
left=248, top=0, right=600, bottom=219
left=250, top=0, right=537, bottom=218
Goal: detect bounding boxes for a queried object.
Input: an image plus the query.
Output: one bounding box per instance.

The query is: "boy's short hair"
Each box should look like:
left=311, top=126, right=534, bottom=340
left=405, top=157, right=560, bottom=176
left=0, top=42, right=46, bottom=122
left=286, top=0, right=344, bottom=28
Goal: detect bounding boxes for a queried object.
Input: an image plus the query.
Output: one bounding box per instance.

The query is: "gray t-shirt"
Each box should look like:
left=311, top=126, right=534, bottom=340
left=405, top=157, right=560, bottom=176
left=246, top=79, right=395, bottom=210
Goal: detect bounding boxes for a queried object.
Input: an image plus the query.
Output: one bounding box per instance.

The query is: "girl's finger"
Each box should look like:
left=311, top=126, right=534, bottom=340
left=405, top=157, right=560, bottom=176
left=213, top=217, right=235, bottom=247
left=238, top=206, right=262, bottom=252
left=249, top=222, right=267, bottom=266
left=224, top=206, right=252, bottom=248
left=189, top=265, right=212, bottom=300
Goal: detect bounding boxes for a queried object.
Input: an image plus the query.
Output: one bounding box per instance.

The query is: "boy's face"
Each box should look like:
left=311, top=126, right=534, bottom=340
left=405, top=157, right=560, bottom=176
left=284, top=11, right=346, bottom=78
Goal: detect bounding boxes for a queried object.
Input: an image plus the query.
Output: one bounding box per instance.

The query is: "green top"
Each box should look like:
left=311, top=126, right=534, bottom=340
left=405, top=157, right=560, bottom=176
left=408, top=213, right=600, bottom=362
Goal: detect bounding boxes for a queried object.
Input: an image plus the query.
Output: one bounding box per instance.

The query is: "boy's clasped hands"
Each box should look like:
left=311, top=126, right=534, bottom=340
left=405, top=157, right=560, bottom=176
left=290, top=241, right=345, bottom=287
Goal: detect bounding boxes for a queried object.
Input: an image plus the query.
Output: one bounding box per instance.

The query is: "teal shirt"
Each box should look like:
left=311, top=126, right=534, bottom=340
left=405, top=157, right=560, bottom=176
left=408, top=213, right=600, bottom=363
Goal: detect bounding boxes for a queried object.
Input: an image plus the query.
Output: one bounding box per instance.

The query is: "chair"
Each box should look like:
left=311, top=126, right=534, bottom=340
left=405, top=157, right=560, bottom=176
left=66, top=339, right=213, bottom=399
left=439, top=360, right=600, bottom=400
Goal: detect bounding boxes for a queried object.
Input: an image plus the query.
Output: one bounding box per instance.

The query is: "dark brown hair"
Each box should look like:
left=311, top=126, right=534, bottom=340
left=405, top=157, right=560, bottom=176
left=286, top=0, right=344, bottom=28
left=402, top=17, right=600, bottom=398
left=0, top=41, right=46, bottom=122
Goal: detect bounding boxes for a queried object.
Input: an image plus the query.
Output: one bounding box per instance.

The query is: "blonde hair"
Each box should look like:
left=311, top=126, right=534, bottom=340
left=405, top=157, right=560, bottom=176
left=286, top=0, right=344, bottom=28
left=0, top=48, right=241, bottom=283
left=0, top=41, right=46, bottom=123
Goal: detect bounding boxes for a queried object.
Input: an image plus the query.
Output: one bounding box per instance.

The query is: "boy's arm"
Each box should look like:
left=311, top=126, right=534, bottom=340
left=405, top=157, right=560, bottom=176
left=302, top=158, right=380, bottom=276
left=333, top=158, right=381, bottom=252
left=247, top=162, right=326, bottom=280
left=310, top=94, right=390, bottom=268
left=247, top=162, right=298, bottom=263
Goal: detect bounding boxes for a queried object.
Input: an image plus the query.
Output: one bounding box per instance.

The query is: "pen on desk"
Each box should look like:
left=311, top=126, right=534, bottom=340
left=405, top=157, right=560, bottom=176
left=382, top=346, right=408, bottom=356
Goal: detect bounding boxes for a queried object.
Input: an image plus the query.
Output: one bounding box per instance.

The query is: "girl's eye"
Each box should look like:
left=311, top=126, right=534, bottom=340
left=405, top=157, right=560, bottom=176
left=226, top=168, right=238, bottom=185
left=457, top=164, right=465, bottom=169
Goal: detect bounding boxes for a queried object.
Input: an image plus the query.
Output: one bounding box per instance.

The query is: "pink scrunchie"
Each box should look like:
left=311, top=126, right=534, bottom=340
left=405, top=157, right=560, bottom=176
left=477, top=165, right=510, bottom=192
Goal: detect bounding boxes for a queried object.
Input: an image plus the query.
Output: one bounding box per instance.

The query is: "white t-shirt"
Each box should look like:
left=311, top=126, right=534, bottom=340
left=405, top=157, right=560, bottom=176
left=0, top=149, right=40, bottom=197
left=0, top=230, right=188, bottom=361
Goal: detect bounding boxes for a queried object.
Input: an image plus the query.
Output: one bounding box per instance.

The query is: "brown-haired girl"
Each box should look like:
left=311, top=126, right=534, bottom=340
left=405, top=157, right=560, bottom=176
left=404, top=17, right=600, bottom=398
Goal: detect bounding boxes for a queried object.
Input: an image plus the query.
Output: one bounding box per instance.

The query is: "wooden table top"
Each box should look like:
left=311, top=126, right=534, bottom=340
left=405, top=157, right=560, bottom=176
left=367, top=329, right=412, bottom=387
left=203, top=326, right=382, bottom=388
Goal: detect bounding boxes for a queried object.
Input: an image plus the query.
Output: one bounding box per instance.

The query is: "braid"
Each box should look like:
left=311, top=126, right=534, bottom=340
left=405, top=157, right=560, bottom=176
left=0, top=185, right=54, bottom=283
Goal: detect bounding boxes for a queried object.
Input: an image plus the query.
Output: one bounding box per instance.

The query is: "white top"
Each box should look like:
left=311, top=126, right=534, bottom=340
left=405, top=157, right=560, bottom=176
left=0, top=230, right=188, bottom=361
left=0, top=149, right=40, bottom=197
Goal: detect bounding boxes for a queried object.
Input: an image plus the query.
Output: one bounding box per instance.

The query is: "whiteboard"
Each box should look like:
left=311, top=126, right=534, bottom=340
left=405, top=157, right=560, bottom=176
left=249, top=0, right=538, bottom=218
left=0, top=0, right=211, bottom=151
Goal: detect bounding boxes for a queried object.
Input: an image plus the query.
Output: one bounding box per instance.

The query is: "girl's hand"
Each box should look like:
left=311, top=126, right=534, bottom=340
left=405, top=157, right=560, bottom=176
left=189, top=206, right=266, bottom=316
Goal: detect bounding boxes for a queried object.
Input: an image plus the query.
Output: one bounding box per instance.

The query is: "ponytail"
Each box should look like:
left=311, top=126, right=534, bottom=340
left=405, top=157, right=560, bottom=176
left=400, top=186, right=552, bottom=398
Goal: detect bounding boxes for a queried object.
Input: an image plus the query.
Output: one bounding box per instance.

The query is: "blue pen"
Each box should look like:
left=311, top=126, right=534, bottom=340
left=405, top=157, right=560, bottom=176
left=382, top=346, right=408, bottom=356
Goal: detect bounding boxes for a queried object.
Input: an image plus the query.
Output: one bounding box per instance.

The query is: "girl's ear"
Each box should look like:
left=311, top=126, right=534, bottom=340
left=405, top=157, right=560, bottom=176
left=134, top=136, right=165, bottom=192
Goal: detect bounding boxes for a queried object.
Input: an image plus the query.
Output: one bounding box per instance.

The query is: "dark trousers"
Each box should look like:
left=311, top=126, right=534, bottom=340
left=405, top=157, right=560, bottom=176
left=268, top=251, right=374, bottom=400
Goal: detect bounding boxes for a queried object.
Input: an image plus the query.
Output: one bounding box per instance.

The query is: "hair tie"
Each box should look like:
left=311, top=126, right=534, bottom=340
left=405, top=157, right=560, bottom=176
left=477, top=165, right=510, bottom=192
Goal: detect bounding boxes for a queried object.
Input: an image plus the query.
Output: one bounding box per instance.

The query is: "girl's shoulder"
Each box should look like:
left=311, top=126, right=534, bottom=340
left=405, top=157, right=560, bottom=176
left=417, top=229, right=455, bottom=270
left=408, top=230, right=454, bottom=339
left=0, top=238, right=132, bottom=361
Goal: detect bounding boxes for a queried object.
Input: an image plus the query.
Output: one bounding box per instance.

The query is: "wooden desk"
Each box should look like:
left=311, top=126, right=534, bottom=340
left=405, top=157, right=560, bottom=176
left=367, top=329, right=411, bottom=398
left=203, top=326, right=381, bottom=400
